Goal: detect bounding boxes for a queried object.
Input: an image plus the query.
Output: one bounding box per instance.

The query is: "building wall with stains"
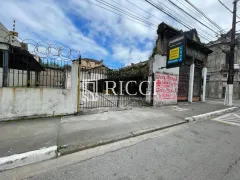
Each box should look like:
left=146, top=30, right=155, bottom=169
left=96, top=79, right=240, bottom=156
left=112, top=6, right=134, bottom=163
left=206, top=41, right=240, bottom=99
left=151, top=55, right=179, bottom=106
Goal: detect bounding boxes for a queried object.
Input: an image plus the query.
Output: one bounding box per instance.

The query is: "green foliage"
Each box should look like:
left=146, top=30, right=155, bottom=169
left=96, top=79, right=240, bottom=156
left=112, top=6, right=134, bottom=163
left=40, top=61, right=71, bottom=70
left=40, top=61, right=60, bottom=68
left=106, top=61, right=149, bottom=79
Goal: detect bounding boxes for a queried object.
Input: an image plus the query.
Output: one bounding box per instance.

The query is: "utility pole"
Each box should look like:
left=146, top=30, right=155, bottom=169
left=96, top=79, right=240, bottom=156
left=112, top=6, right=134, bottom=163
left=226, top=0, right=238, bottom=106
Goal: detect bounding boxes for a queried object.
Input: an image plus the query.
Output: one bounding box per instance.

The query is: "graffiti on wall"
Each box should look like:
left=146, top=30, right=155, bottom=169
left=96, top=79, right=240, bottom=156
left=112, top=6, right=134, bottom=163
left=154, top=72, right=178, bottom=104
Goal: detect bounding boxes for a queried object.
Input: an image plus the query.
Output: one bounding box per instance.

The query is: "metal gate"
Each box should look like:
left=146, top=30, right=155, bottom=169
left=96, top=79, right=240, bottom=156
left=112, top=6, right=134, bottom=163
left=79, top=66, right=149, bottom=109
left=178, top=65, right=190, bottom=101
left=193, top=67, right=202, bottom=101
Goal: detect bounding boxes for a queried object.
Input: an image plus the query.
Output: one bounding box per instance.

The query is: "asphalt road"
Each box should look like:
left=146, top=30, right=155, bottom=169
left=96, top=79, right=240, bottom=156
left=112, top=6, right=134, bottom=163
left=15, top=117, right=240, bottom=180
left=1, top=116, right=240, bottom=180
left=212, top=109, right=240, bottom=126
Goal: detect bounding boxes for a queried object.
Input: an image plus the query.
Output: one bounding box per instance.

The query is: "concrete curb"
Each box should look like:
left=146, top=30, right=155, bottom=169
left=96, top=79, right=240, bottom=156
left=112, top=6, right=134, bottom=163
left=185, top=107, right=239, bottom=121
left=77, top=107, right=132, bottom=115
left=0, top=146, right=57, bottom=172
left=58, top=120, right=188, bottom=156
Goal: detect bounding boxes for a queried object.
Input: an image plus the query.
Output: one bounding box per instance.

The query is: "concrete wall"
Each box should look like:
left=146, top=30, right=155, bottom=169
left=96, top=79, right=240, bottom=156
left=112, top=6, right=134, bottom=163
left=0, top=88, right=73, bottom=120
left=153, top=55, right=179, bottom=75
left=206, top=81, right=222, bottom=98
left=151, top=55, right=179, bottom=106
left=0, top=61, right=78, bottom=121
left=206, top=71, right=240, bottom=99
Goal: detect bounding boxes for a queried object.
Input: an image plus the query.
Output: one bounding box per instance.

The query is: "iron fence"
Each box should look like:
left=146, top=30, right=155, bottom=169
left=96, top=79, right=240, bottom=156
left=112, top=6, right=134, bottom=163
left=80, top=66, right=150, bottom=109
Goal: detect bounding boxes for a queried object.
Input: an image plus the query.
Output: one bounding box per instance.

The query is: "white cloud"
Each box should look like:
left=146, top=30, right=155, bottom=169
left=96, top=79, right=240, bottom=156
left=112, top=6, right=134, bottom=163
left=0, top=0, right=236, bottom=66
left=0, top=0, right=108, bottom=58
left=112, top=44, right=152, bottom=65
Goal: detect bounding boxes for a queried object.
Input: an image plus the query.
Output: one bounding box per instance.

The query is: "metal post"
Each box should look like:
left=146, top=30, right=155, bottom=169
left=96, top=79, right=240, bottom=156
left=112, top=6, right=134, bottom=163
left=77, top=56, right=81, bottom=113
left=27, top=56, right=30, bottom=87
left=117, top=71, right=120, bottom=107
left=226, top=0, right=238, bottom=106
left=2, top=51, right=9, bottom=87
left=35, top=72, right=39, bottom=87
left=188, top=61, right=195, bottom=103
left=201, top=67, right=207, bottom=102
left=151, top=72, right=154, bottom=105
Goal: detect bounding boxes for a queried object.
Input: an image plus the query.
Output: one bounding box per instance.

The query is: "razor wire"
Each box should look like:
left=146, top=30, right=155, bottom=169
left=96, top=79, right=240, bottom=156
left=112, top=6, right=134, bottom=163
left=0, top=28, right=81, bottom=62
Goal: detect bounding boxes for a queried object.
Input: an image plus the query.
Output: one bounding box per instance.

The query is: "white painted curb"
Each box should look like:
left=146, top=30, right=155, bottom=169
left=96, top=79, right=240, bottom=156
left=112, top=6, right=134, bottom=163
left=185, top=107, right=238, bottom=121
left=0, top=146, right=57, bottom=172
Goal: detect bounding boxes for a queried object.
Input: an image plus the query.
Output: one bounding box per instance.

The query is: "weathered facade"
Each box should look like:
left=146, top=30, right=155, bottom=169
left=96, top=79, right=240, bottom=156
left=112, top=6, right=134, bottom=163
left=81, top=58, right=104, bottom=69
left=148, top=22, right=212, bottom=105
left=206, top=31, right=240, bottom=99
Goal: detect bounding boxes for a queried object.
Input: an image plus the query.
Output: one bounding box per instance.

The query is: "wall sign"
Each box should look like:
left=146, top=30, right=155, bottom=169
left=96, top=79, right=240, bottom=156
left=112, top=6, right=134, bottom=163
left=154, top=72, right=178, bottom=105
left=166, top=34, right=186, bottom=68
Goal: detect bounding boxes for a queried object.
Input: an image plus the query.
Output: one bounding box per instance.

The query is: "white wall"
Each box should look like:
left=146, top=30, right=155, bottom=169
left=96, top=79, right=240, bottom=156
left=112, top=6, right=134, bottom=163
left=0, top=61, right=78, bottom=121
left=0, top=88, right=73, bottom=120
left=151, top=55, right=179, bottom=106
left=0, top=22, right=21, bottom=48
left=153, top=55, right=179, bottom=75
left=80, top=71, right=107, bottom=82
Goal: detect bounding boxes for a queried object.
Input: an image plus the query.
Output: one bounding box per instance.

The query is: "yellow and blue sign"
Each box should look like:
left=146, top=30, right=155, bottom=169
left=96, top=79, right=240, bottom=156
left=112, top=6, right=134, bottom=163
left=167, top=34, right=185, bottom=68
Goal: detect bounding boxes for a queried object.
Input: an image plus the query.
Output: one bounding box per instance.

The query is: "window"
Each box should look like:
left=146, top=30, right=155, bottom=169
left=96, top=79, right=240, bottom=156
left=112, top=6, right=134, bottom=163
left=223, top=74, right=228, bottom=78
left=207, top=75, right=210, bottom=80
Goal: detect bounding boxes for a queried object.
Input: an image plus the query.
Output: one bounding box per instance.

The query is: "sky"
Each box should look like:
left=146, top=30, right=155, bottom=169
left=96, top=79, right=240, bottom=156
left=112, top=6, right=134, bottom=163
left=0, top=0, right=237, bottom=68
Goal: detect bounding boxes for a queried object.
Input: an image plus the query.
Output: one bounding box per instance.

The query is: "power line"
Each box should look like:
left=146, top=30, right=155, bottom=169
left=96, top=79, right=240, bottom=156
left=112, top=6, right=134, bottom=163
left=111, top=0, right=160, bottom=25
left=176, top=0, right=220, bottom=32
left=96, top=0, right=158, bottom=27
left=143, top=0, right=213, bottom=41
left=81, top=0, right=213, bottom=42
left=127, top=0, right=214, bottom=40
left=218, top=0, right=240, bottom=19
left=154, top=0, right=216, bottom=39
left=150, top=0, right=216, bottom=40
left=125, top=0, right=164, bottom=22
left=184, top=0, right=224, bottom=32
left=107, top=0, right=215, bottom=41
left=144, top=0, right=193, bottom=30
left=165, top=0, right=220, bottom=35
left=218, top=0, right=233, bottom=13
left=80, top=0, right=157, bottom=30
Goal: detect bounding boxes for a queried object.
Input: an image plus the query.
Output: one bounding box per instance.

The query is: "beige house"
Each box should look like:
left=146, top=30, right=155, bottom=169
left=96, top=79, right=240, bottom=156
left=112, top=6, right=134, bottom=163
left=81, top=58, right=104, bottom=69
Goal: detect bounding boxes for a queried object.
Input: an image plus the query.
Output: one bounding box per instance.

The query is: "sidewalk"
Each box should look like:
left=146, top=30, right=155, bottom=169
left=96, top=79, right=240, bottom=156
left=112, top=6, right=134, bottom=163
left=206, top=98, right=240, bottom=107
left=0, top=102, right=237, bottom=171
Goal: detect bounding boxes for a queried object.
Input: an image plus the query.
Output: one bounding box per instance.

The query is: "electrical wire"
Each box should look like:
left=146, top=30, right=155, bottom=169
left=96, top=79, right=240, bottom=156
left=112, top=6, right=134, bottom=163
left=218, top=0, right=240, bottom=19
left=176, top=0, right=216, bottom=29
left=143, top=0, right=213, bottom=42
left=125, top=0, right=164, bottom=23
left=184, top=0, right=224, bottom=32
left=165, top=0, right=220, bottom=35
left=96, top=0, right=158, bottom=27
left=153, top=0, right=217, bottom=39
left=80, top=0, right=157, bottom=30
left=81, top=0, right=214, bottom=42
left=149, top=0, right=214, bottom=41
left=111, top=0, right=160, bottom=25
